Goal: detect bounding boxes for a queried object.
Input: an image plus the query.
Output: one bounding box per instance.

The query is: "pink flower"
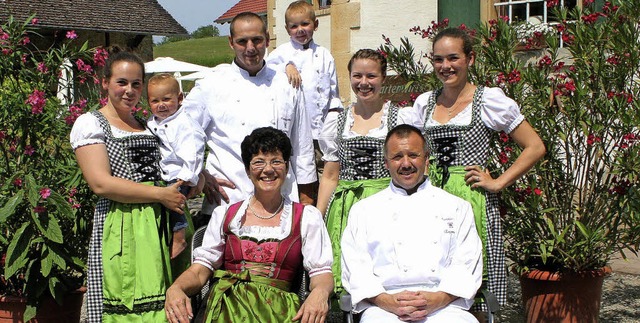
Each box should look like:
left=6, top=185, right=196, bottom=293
left=72, top=203, right=81, bottom=209
left=606, top=55, right=619, bottom=65
left=37, top=62, right=49, bottom=74
left=69, top=188, right=78, bottom=197
left=13, top=178, right=22, bottom=187
left=33, top=206, right=47, bottom=214
left=76, top=59, right=93, bottom=73
left=547, top=0, right=559, bottom=7
left=66, top=30, right=77, bottom=39
left=21, top=36, right=30, bottom=45
left=23, top=145, right=35, bottom=156
left=93, top=47, right=109, bottom=67
left=40, top=187, right=51, bottom=199
left=99, top=97, right=109, bottom=107
left=26, top=89, right=46, bottom=114
left=31, top=18, right=39, bottom=25
left=2, top=48, right=13, bottom=55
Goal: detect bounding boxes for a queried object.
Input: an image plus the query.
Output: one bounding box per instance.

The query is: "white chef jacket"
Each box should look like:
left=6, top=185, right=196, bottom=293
left=193, top=198, right=333, bottom=277
left=182, top=62, right=317, bottom=210
left=266, top=39, right=342, bottom=139
left=341, top=179, right=482, bottom=322
left=147, top=107, right=205, bottom=186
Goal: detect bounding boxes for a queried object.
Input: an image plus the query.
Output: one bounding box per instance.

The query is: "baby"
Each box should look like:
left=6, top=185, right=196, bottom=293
left=147, top=73, right=205, bottom=259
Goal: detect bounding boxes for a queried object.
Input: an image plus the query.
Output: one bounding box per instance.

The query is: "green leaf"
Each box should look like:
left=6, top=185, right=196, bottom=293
left=49, top=276, right=65, bottom=305
left=41, top=247, right=53, bottom=277
left=47, top=190, right=74, bottom=219
left=47, top=244, right=67, bottom=270
left=23, top=305, right=37, bottom=322
left=25, top=174, right=39, bottom=207
left=0, top=190, right=24, bottom=224
left=31, top=211, right=63, bottom=244
left=4, top=222, right=33, bottom=278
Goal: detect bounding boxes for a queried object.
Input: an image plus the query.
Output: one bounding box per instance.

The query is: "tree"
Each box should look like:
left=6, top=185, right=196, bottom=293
left=191, top=25, right=219, bottom=39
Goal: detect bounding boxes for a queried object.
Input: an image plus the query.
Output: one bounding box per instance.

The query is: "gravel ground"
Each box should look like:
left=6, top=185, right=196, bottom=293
left=498, top=271, right=640, bottom=322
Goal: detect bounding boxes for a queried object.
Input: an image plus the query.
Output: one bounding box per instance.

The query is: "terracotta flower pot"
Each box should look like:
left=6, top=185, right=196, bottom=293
left=519, top=267, right=611, bottom=323
left=0, top=287, right=86, bottom=323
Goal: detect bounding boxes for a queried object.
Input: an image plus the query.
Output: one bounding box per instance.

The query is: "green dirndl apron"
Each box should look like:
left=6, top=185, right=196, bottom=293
left=429, top=165, right=488, bottom=281
left=325, top=177, right=391, bottom=295
left=101, top=182, right=172, bottom=322
left=203, top=270, right=300, bottom=322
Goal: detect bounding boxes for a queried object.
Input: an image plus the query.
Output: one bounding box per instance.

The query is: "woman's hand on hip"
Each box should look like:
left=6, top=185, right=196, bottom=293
left=464, top=165, right=504, bottom=193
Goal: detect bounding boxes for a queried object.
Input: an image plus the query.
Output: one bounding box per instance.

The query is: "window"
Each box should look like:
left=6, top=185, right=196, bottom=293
left=319, top=0, right=331, bottom=8
left=494, top=0, right=578, bottom=24
left=494, top=0, right=580, bottom=48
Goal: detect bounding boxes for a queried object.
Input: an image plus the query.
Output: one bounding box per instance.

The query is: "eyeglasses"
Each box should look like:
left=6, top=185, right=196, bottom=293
left=250, top=159, right=287, bottom=171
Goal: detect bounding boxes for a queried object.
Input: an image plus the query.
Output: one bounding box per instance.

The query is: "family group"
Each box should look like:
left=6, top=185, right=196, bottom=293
left=71, top=1, right=545, bottom=322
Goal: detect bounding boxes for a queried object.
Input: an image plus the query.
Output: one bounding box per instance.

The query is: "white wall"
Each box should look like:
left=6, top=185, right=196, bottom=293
left=271, top=1, right=332, bottom=50
left=352, top=0, right=437, bottom=69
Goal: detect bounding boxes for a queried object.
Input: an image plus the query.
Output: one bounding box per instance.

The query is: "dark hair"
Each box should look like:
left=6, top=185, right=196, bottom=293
left=348, top=48, right=388, bottom=78
left=103, top=46, right=145, bottom=80
left=230, top=12, right=267, bottom=38
left=384, top=124, right=429, bottom=155
left=241, top=127, right=292, bottom=170
left=433, top=27, right=475, bottom=56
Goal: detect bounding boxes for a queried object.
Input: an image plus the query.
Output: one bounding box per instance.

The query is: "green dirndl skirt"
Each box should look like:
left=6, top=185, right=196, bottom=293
left=429, top=165, right=488, bottom=281
left=203, top=270, right=300, bottom=322
left=101, top=185, right=173, bottom=322
left=325, top=177, right=391, bottom=295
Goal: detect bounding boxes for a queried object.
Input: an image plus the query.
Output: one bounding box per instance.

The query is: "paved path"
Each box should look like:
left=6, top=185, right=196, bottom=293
left=610, top=251, right=640, bottom=275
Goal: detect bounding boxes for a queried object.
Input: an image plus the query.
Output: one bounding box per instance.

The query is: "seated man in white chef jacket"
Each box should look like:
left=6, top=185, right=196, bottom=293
left=341, top=124, right=483, bottom=323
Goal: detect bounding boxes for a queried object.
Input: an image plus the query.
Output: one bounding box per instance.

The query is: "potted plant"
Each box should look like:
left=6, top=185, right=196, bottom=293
left=0, top=16, right=103, bottom=321
left=380, top=1, right=639, bottom=321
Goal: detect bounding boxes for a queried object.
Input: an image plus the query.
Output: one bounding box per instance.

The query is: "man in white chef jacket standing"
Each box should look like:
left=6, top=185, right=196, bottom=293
left=341, top=124, right=483, bottom=323
left=182, top=12, right=317, bottom=215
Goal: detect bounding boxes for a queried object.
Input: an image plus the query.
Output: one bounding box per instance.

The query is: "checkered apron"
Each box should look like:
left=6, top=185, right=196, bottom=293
left=423, top=86, right=507, bottom=309
left=86, top=111, right=162, bottom=322
left=337, top=103, right=399, bottom=180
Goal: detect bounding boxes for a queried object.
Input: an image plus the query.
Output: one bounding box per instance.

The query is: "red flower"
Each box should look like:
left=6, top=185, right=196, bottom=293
left=538, top=55, right=552, bottom=68
left=499, top=151, right=509, bottom=164
left=507, top=69, right=521, bottom=84
left=20, top=36, right=30, bottom=45
left=13, top=178, right=22, bottom=187
left=553, top=62, right=565, bottom=72
left=499, top=132, right=510, bottom=143
left=547, top=0, right=559, bottom=7
left=40, top=187, right=51, bottom=199
left=587, top=134, right=602, bottom=146
left=533, top=188, right=542, bottom=195
left=562, top=33, right=574, bottom=44
left=31, top=18, right=39, bottom=25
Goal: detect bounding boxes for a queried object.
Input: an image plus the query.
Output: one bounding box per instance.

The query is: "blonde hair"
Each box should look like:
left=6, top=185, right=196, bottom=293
left=285, top=0, right=316, bottom=25
left=147, top=73, right=180, bottom=95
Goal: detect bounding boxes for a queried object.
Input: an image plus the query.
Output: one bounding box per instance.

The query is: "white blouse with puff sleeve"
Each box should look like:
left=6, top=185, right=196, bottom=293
left=193, top=199, right=333, bottom=278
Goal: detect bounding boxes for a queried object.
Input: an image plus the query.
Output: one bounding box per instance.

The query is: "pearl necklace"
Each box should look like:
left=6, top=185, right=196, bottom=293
left=248, top=196, right=284, bottom=220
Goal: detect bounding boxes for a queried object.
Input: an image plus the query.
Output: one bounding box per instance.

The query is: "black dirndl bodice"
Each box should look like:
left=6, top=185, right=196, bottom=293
left=423, top=86, right=494, bottom=186
left=336, top=103, right=399, bottom=181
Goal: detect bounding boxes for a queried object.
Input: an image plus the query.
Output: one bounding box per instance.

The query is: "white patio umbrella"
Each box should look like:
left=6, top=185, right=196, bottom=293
left=177, top=64, right=230, bottom=81
left=144, top=57, right=209, bottom=91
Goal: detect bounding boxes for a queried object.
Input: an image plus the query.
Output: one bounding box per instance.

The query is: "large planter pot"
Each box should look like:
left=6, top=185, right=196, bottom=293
left=520, top=267, right=611, bottom=323
left=0, top=287, right=86, bottom=323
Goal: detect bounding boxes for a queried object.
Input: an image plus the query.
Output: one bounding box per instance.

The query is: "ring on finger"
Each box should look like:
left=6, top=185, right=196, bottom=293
left=476, top=176, right=480, bottom=181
